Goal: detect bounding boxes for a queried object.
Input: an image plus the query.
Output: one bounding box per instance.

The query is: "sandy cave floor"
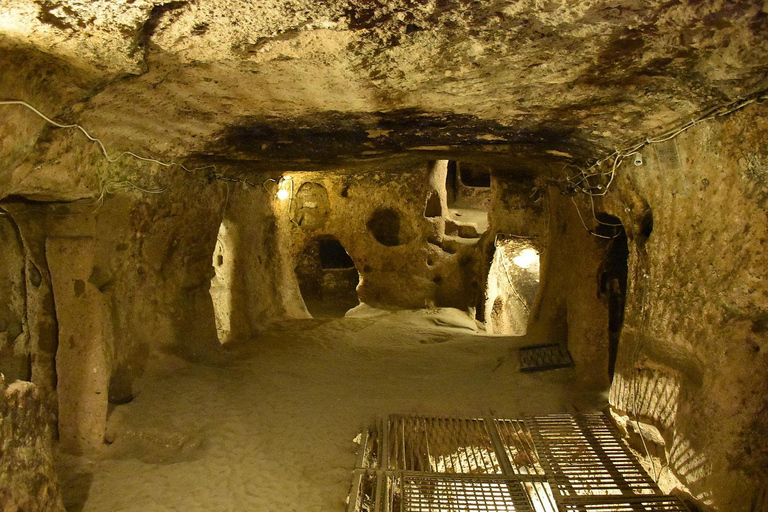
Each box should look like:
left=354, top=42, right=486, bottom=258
left=55, top=308, right=608, bottom=512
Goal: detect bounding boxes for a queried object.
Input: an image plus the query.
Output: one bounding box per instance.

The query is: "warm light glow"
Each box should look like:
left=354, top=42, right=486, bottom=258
left=513, top=248, right=539, bottom=269
left=0, top=9, right=33, bottom=36
left=276, top=176, right=292, bottom=200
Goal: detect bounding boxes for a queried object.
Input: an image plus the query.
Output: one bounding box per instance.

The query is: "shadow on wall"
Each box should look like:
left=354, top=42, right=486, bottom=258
left=595, top=213, right=628, bottom=381
left=610, top=364, right=714, bottom=509
left=295, top=237, right=360, bottom=318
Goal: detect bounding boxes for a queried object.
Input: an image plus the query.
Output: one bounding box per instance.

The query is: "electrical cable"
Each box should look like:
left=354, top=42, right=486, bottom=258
left=0, top=100, right=215, bottom=175
left=589, top=194, right=624, bottom=227
left=558, top=92, right=763, bottom=202
left=0, top=99, right=291, bottom=215
left=570, top=195, right=620, bottom=240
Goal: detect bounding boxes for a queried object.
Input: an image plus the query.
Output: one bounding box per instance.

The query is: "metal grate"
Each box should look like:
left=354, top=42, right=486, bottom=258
left=494, top=420, right=545, bottom=476
left=561, top=496, right=689, bottom=511
left=348, top=470, right=378, bottom=512
left=519, top=344, right=573, bottom=373
left=385, top=416, right=503, bottom=474
left=526, top=415, right=660, bottom=499
left=401, top=474, right=534, bottom=512
left=349, top=414, right=689, bottom=512
left=654, top=140, right=682, bottom=170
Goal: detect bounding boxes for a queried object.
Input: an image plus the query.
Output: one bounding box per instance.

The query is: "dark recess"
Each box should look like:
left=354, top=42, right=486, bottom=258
left=319, top=239, right=355, bottom=269
left=368, top=208, right=404, bottom=246
left=459, top=163, right=492, bottom=187
left=596, top=213, right=628, bottom=382
left=638, top=208, right=654, bottom=242
left=424, top=191, right=442, bottom=217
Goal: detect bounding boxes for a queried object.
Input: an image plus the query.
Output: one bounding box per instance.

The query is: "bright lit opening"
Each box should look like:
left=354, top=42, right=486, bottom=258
left=485, top=237, right=541, bottom=335
left=513, top=248, right=540, bottom=269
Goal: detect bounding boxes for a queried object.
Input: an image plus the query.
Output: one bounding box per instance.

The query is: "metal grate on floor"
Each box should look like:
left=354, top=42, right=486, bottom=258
left=386, top=416, right=503, bottom=474
left=401, top=474, right=535, bottom=512
left=348, top=414, right=689, bottom=512
left=518, top=344, right=573, bottom=373
left=526, top=414, right=659, bottom=500
left=560, top=496, right=691, bottom=511
left=494, top=419, right=545, bottom=476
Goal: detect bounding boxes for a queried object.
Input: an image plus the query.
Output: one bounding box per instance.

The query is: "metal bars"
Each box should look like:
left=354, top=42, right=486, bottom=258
left=401, top=473, right=534, bottom=512
left=525, top=415, right=660, bottom=499
left=386, top=416, right=502, bottom=474
left=519, top=344, right=574, bottom=373
left=560, top=496, right=690, bottom=511
left=348, top=414, right=689, bottom=512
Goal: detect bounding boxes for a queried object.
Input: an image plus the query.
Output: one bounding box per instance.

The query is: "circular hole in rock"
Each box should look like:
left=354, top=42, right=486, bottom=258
left=367, top=208, right=410, bottom=246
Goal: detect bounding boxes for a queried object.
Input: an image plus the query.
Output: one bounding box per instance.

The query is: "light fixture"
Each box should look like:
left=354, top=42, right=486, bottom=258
left=276, top=176, right=292, bottom=200
left=513, top=248, right=539, bottom=269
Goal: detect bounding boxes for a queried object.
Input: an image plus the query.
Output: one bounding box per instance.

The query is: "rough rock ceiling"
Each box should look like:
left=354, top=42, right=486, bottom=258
left=1, top=0, right=767, bottom=175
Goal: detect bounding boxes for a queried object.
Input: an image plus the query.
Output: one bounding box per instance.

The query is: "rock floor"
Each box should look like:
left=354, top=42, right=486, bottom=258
left=55, top=309, right=607, bottom=511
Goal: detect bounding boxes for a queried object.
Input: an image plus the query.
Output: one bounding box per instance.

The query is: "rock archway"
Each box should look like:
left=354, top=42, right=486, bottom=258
left=295, top=237, right=360, bottom=318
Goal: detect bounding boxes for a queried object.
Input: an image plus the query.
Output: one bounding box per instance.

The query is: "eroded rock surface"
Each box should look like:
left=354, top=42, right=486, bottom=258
left=0, top=0, right=767, bottom=189
left=0, top=2, right=766, bottom=512
left=0, top=376, right=64, bottom=511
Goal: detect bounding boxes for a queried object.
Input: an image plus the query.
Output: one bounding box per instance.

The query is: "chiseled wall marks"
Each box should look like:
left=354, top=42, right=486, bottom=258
left=605, top=102, right=768, bottom=511
left=0, top=376, right=64, bottom=511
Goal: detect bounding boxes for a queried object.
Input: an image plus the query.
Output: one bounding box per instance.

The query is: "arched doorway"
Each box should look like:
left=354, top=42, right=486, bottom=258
left=295, top=238, right=360, bottom=318
left=484, top=236, right=541, bottom=335
left=596, top=213, right=628, bottom=381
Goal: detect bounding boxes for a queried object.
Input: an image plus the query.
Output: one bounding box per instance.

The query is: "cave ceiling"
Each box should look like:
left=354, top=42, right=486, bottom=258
left=0, top=0, right=767, bottom=178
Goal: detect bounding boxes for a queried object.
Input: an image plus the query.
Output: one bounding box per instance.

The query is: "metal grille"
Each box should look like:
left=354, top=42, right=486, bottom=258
left=401, top=474, right=534, bottom=512
left=526, top=415, right=660, bottom=499
left=494, top=420, right=544, bottom=476
left=561, top=496, right=689, bottom=511
left=349, top=414, right=689, bottom=512
left=386, top=416, right=502, bottom=474
left=348, top=470, right=378, bottom=512
left=654, top=140, right=682, bottom=170
left=519, top=344, right=573, bottom=373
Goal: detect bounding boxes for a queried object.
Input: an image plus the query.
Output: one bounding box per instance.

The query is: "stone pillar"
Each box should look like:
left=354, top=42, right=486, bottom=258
left=0, top=375, right=64, bottom=511
left=46, top=237, right=108, bottom=454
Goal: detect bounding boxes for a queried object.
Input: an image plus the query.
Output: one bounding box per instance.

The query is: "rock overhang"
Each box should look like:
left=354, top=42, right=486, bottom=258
left=0, top=0, right=766, bottom=183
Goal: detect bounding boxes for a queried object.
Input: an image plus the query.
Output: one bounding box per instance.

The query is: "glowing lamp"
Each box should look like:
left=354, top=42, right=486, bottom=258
left=513, top=248, right=539, bottom=269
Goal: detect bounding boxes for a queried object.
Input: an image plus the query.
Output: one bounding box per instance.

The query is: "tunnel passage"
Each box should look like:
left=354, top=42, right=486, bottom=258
left=443, top=161, right=490, bottom=243
left=295, top=238, right=360, bottom=318
left=596, top=214, right=628, bottom=381
left=485, top=236, right=542, bottom=335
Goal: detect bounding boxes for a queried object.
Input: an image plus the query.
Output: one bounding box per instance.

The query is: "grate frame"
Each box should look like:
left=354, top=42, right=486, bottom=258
left=385, top=416, right=504, bottom=475
left=526, top=414, right=661, bottom=500
left=561, top=495, right=690, bottom=511
left=350, top=413, right=689, bottom=512
left=519, top=344, right=574, bottom=373
left=400, top=473, right=536, bottom=512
